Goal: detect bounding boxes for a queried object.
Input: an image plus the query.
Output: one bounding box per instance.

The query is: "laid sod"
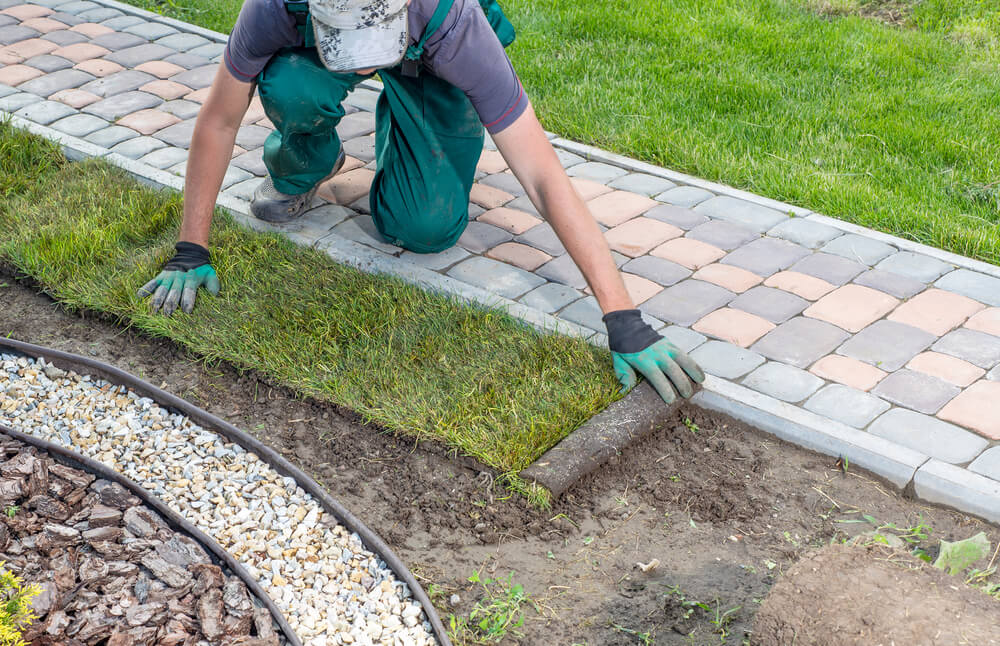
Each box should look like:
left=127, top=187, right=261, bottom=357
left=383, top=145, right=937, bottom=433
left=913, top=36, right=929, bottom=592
left=126, top=0, right=1000, bottom=266
left=0, top=122, right=620, bottom=478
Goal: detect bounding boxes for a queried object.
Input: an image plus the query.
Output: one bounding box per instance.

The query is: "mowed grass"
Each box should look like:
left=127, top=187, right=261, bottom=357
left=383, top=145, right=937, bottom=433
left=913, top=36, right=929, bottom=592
left=0, top=122, right=620, bottom=477
left=128, top=0, right=1000, bottom=264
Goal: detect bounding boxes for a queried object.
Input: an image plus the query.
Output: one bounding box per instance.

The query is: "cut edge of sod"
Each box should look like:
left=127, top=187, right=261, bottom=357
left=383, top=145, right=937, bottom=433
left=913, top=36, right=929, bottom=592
left=0, top=120, right=622, bottom=487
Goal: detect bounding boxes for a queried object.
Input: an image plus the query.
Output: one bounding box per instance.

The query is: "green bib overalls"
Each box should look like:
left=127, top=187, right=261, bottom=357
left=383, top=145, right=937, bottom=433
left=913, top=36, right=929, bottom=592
left=256, top=0, right=516, bottom=253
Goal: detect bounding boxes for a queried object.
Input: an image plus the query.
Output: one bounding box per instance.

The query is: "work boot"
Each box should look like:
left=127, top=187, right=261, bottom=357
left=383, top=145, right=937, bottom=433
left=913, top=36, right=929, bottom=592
left=250, top=149, right=346, bottom=223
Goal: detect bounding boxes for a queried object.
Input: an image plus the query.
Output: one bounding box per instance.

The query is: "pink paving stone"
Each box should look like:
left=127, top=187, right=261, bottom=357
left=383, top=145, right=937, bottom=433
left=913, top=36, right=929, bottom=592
left=693, top=308, right=776, bottom=348
left=477, top=207, right=542, bottom=235
left=803, top=284, right=899, bottom=333
left=887, top=288, right=985, bottom=336
left=20, top=17, right=67, bottom=33
left=241, top=97, right=266, bottom=125
left=571, top=177, right=613, bottom=201
left=0, top=64, right=43, bottom=86
left=0, top=50, right=19, bottom=65
left=0, top=4, right=53, bottom=20
left=937, top=380, right=1000, bottom=440
left=486, top=242, right=552, bottom=271
left=69, top=23, right=114, bottom=38
left=135, top=60, right=186, bottom=79
left=587, top=190, right=658, bottom=227
left=139, top=80, right=192, bottom=101
left=230, top=145, right=246, bottom=159
left=52, top=42, right=110, bottom=63
left=477, top=149, right=508, bottom=174
left=621, top=273, right=665, bottom=306
left=604, top=216, right=682, bottom=257
left=764, top=270, right=836, bottom=301
left=808, top=355, right=887, bottom=392
left=74, top=58, right=124, bottom=77
left=650, top=237, right=726, bottom=270
left=116, top=109, right=182, bottom=136
left=692, top=264, right=763, bottom=293
left=964, top=308, right=1000, bottom=338
left=906, top=352, right=985, bottom=388
left=3, top=37, right=57, bottom=61
left=256, top=116, right=275, bottom=130
left=341, top=156, right=364, bottom=173
left=316, top=168, right=375, bottom=205
left=184, top=87, right=211, bottom=103
left=49, top=88, right=101, bottom=109
left=469, top=182, right=513, bottom=209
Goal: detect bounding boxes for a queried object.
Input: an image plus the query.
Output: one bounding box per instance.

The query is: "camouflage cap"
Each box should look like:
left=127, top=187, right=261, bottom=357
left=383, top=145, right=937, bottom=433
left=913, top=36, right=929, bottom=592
left=310, top=0, right=410, bottom=73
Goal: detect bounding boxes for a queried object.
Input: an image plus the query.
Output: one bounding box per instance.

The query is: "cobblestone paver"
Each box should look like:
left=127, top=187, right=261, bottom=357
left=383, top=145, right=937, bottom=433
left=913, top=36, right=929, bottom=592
left=6, top=0, right=1000, bottom=522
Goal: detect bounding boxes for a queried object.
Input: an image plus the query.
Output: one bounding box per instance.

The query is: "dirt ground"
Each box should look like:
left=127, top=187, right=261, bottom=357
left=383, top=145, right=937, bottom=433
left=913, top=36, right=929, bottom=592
left=3, top=274, right=999, bottom=645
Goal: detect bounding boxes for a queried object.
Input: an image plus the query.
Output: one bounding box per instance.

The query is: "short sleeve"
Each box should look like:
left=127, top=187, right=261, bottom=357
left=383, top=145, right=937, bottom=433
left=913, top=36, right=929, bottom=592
left=224, top=0, right=301, bottom=83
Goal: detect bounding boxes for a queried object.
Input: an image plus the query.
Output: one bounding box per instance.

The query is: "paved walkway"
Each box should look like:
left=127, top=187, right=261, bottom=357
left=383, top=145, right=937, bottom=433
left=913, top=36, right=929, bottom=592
left=3, top=0, right=1000, bottom=521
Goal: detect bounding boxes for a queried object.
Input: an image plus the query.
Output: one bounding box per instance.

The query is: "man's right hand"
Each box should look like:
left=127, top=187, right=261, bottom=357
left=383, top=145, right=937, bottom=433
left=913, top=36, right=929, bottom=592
left=138, top=241, right=220, bottom=316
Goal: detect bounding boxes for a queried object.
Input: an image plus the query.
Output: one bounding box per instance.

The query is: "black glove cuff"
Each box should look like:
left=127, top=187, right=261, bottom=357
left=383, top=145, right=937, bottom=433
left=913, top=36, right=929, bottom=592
left=602, top=309, right=661, bottom=354
left=164, top=241, right=211, bottom=272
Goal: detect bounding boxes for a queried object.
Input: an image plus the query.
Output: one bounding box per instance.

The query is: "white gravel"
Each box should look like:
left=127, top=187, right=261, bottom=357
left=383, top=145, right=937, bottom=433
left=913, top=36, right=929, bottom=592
left=0, top=353, right=438, bottom=646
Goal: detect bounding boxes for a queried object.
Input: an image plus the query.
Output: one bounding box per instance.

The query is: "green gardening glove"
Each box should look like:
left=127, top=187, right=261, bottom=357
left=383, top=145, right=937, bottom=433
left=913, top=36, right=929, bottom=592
left=137, top=241, right=220, bottom=316
left=603, top=309, right=705, bottom=404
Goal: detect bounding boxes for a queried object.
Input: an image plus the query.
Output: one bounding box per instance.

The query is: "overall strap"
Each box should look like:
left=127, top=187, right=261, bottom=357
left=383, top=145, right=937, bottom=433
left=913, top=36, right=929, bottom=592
left=401, top=0, right=455, bottom=75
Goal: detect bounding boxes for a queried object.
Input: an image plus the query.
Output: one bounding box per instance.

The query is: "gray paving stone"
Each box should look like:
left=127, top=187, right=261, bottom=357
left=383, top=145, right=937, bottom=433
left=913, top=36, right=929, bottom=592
left=123, top=22, right=179, bottom=41
left=168, top=64, right=218, bottom=90
left=480, top=172, right=526, bottom=197
left=272, top=203, right=353, bottom=241
left=76, top=7, right=123, bottom=22
left=16, top=68, right=93, bottom=97
left=188, top=43, right=225, bottom=61
left=326, top=215, right=401, bottom=254
left=870, top=409, right=988, bottom=464
left=218, top=164, right=252, bottom=189
left=163, top=52, right=211, bottom=70
left=931, top=328, right=1000, bottom=369
left=566, top=161, right=627, bottom=183
left=803, top=384, right=890, bottom=428
left=655, top=185, right=714, bottom=207
left=640, top=280, right=736, bottom=327
left=30, top=0, right=75, bottom=6
left=88, top=32, right=145, bottom=51
left=84, top=124, right=138, bottom=147
left=935, top=269, right=1000, bottom=307
left=660, top=325, right=707, bottom=353
left=690, top=341, right=765, bottom=379
left=515, top=222, right=565, bottom=256
left=48, top=112, right=107, bottom=137
left=155, top=32, right=210, bottom=52
left=467, top=203, right=485, bottom=219
left=105, top=43, right=177, bottom=68
left=83, top=90, right=161, bottom=120
left=80, top=70, right=156, bottom=98
left=721, top=237, right=810, bottom=276
left=0, top=15, right=13, bottom=27
left=13, top=99, right=76, bottom=125
left=876, top=251, right=953, bottom=283
left=871, top=369, right=961, bottom=415
left=914, top=460, right=1000, bottom=524
left=621, top=255, right=691, bottom=287
left=332, top=111, right=374, bottom=141
left=99, top=16, right=145, bottom=31
left=154, top=119, right=196, bottom=148
left=853, top=269, right=925, bottom=299
left=503, top=194, right=539, bottom=217
left=398, top=246, right=470, bottom=272
left=555, top=148, right=584, bottom=168
left=159, top=99, right=200, bottom=120
left=138, top=146, right=188, bottom=169
left=558, top=296, right=605, bottom=331
left=0, top=83, right=14, bottom=98
left=0, top=26, right=39, bottom=46
left=820, top=233, right=897, bottom=266
left=989, top=366, right=1000, bottom=381
left=52, top=0, right=98, bottom=13
left=742, top=362, right=824, bottom=403
left=686, top=219, right=758, bottom=251
left=456, top=221, right=512, bottom=254
left=836, top=320, right=936, bottom=371
left=0, top=93, right=41, bottom=112
left=694, top=196, right=788, bottom=233
left=45, top=12, right=85, bottom=26
left=730, top=286, right=809, bottom=323
left=790, top=252, right=866, bottom=285
left=767, top=218, right=843, bottom=249
left=608, top=173, right=675, bottom=196
left=446, top=255, right=545, bottom=300
left=969, top=447, right=1000, bottom=480
left=221, top=177, right=261, bottom=201
left=344, top=87, right=380, bottom=112
left=519, top=282, right=582, bottom=314
left=41, top=29, right=88, bottom=45
left=23, top=54, right=73, bottom=73
left=234, top=124, right=270, bottom=150
left=535, top=254, right=587, bottom=290
left=231, top=147, right=266, bottom=176
left=110, top=135, right=167, bottom=159
left=342, top=134, right=374, bottom=162
left=751, top=317, right=850, bottom=368
left=643, top=204, right=707, bottom=230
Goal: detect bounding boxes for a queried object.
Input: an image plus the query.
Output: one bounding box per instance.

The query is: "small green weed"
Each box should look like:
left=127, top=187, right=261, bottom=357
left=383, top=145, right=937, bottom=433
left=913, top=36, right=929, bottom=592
left=3, top=507, right=17, bottom=519
left=683, top=418, right=699, bottom=434
left=664, top=585, right=741, bottom=643
left=607, top=621, right=653, bottom=644
left=448, top=571, right=538, bottom=644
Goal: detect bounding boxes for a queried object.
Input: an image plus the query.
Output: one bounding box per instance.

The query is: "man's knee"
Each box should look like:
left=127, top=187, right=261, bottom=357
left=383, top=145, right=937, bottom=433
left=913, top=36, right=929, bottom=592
left=258, top=51, right=348, bottom=134
left=372, top=191, right=468, bottom=254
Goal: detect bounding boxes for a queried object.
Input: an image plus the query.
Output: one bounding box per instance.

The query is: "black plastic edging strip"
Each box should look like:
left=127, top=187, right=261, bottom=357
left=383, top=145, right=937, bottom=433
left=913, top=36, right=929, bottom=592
left=0, top=337, right=451, bottom=646
left=0, top=422, right=300, bottom=646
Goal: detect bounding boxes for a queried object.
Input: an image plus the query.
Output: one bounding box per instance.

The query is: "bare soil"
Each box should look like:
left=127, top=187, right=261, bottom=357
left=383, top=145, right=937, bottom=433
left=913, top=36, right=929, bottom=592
left=3, top=275, right=999, bottom=645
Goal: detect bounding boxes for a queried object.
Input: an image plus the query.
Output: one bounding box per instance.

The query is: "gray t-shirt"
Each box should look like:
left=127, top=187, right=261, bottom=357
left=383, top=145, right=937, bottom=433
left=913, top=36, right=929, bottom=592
left=224, top=0, right=527, bottom=133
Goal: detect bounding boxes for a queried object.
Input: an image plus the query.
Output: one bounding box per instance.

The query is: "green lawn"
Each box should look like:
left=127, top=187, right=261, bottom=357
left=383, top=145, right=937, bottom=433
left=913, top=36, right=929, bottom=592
left=0, top=122, right=620, bottom=489
left=128, top=0, right=1000, bottom=265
